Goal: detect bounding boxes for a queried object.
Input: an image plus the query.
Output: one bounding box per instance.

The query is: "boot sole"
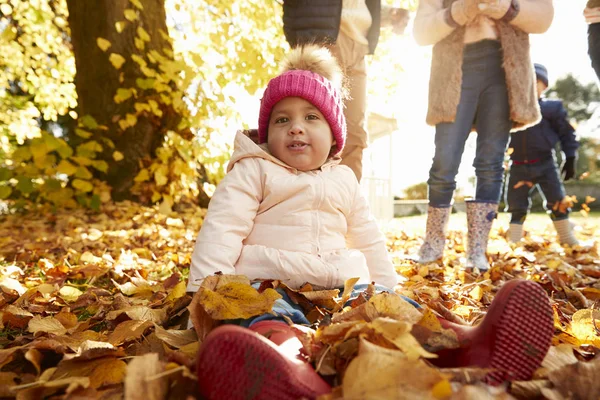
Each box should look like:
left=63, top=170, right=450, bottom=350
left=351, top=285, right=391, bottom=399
left=197, top=325, right=325, bottom=400
left=485, top=280, right=554, bottom=385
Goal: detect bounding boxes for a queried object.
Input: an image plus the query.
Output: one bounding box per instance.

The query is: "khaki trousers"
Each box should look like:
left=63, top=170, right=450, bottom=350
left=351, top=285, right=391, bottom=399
left=329, top=32, right=369, bottom=182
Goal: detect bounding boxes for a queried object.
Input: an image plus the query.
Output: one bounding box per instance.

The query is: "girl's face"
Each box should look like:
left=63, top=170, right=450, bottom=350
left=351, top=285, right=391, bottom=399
left=267, top=97, right=336, bottom=171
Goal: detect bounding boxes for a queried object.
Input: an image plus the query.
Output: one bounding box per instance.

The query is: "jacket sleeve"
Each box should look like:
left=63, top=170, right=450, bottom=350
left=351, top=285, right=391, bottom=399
left=549, top=101, right=579, bottom=158
left=186, top=158, right=263, bottom=292
left=413, top=0, right=456, bottom=46
left=509, top=0, right=554, bottom=34
left=345, top=181, right=399, bottom=289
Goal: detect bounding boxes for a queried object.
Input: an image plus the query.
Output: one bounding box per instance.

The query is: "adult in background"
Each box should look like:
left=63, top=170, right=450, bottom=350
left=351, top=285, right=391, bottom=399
left=505, top=64, right=579, bottom=246
left=412, top=0, right=554, bottom=270
left=281, top=0, right=409, bottom=182
left=586, top=1, right=600, bottom=82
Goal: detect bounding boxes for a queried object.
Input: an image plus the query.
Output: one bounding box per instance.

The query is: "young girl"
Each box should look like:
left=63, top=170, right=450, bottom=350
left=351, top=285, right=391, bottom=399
left=190, top=46, right=554, bottom=400
left=412, top=0, right=554, bottom=270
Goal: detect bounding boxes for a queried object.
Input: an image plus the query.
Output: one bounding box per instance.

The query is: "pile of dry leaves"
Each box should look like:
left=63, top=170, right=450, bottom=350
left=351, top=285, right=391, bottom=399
left=0, top=201, right=599, bottom=399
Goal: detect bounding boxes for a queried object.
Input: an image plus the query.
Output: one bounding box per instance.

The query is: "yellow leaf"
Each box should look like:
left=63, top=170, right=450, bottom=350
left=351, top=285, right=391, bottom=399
left=135, top=37, right=145, bottom=51
left=113, top=151, right=124, bottom=161
left=126, top=113, right=138, bottom=127
left=137, top=27, right=151, bottom=42
left=123, top=9, right=138, bottom=21
left=115, top=21, right=127, bottom=33
left=134, top=168, right=150, bottom=182
left=96, top=37, right=111, bottom=52
left=151, top=191, right=161, bottom=203
left=89, top=358, right=127, bottom=388
left=199, top=282, right=282, bottom=320
left=134, top=102, right=151, bottom=113
left=57, top=160, right=78, bottom=176
left=369, top=292, right=423, bottom=324
left=75, top=128, right=93, bottom=138
left=370, top=317, right=437, bottom=360
left=166, top=281, right=187, bottom=303
left=114, top=88, right=133, bottom=103
left=432, top=379, right=453, bottom=399
left=154, top=165, right=168, bottom=187
left=469, top=285, right=483, bottom=302
left=159, top=194, right=173, bottom=213
left=59, top=286, right=83, bottom=302
left=72, top=179, right=94, bottom=193
left=28, top=316, right=67, bottom=336
left=109, top=53, right=126, bottom=69
left=343, top=349, right=447, bottom=400
left=130, top=0, right=144, bottom=10
left=75, top=166, right=93, bottom=180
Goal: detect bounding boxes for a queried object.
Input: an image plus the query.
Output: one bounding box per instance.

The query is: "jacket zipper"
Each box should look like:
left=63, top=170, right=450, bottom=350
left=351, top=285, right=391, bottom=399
left=314, top=174, right=324, bottom=258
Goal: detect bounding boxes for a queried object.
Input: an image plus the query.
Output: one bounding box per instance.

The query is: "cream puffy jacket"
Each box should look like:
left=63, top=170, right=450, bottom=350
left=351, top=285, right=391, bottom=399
left=187, top=131, right=399, bottom=292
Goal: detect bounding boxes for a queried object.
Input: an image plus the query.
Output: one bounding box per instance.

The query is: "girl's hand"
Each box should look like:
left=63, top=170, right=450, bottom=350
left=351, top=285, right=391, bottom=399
left=478, top=0, right=514, bottom=20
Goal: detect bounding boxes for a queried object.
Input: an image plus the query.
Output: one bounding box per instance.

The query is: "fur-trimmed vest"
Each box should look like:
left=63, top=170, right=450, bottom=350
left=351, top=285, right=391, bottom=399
left=427, top=0, right=540, bottom=131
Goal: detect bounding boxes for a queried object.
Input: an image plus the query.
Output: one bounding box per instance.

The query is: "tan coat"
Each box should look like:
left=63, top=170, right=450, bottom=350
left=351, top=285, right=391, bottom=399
left=187, top=131, right=399, bottom=292
left=414, top=0, right=554, bottom=131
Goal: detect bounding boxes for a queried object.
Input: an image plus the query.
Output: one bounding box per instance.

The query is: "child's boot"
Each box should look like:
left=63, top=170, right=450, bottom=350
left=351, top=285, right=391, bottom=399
left=416, top=205, right=451, bottom=263
left=431, top=279, right=554, bottom=385
left=507, top=223, right=524, bottom=243
left=196, top=320, right=331, bottom=400
left=465, top=201, right=498, bottom=270
left=552, top=218, right=579, bottom=246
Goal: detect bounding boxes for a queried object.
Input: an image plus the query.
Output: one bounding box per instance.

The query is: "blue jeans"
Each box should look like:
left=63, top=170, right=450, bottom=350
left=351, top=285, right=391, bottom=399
left=589, top=23, right=600, bottom=82
left=505, top=157, right=568, bottom=223
left=428, top=40, right=512, bottom=207
left=233, top=284, right=420, bottom=328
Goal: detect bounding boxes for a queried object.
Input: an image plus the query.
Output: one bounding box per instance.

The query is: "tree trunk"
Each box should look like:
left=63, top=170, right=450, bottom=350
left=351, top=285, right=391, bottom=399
left=66, top=0, right=179, bottom=200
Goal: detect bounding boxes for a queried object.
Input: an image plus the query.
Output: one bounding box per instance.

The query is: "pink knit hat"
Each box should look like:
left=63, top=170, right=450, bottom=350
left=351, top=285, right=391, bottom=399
left=257, top=49, right=346, bottom=156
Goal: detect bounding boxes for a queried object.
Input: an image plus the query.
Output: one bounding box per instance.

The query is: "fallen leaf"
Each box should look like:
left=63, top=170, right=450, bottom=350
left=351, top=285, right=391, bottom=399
left=124, top=353, right=167, bottom=400
left=28, top=316, right=67, bottom=336
left=198, top=282, right=282, bottom=320
left=108, top=320, right=153, bottom=346
left=154, top=325, right=197, bottom=348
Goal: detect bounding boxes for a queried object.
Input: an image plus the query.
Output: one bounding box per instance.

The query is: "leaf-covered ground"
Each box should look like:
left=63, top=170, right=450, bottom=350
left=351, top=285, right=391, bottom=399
left=0, top=202, right=599, bottom=399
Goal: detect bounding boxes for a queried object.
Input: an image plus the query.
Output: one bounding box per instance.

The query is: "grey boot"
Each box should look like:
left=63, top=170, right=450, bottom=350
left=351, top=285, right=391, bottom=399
left=507, top=223, right=524, bottom=243
left=416, top=206, right=451, bottom=263
left=553, top=219, right=579, bottom=246
left=466, top=201, right=498, bottom=271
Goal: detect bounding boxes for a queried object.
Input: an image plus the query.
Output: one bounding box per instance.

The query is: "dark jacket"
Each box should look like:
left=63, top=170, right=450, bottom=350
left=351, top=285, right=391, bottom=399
left=509, top=99, right=579, bottom=162
left=282, top=0, right=381, bottom=55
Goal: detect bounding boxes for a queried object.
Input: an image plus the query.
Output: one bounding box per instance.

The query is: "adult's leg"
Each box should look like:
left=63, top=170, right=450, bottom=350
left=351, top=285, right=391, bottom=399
left=331, top=32, right=369, bottom=182
left=588, top=23, right=600, bottom=82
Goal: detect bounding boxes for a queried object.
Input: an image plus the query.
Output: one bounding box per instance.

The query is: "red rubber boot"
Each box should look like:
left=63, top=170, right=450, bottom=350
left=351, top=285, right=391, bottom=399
left=196, top=320, right=331, bottom=400
left=432, top=279, right=554, bottom=385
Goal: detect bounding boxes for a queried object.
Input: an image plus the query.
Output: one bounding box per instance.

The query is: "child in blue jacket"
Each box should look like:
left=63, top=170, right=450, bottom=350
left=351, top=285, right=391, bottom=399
left=505, top=64, right=579, bottom=245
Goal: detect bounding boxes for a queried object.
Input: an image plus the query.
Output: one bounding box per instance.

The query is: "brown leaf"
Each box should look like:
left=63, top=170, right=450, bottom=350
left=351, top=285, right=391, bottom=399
left=541, top=343, right=578, bottom=374
left=450, top=385, right=515, bottom=399
left=106, top=306, right=168, bottom=324
left=2, top=305, right=34, bottom=329
left=108, top=320, right=153, bottom=346
left=548, top=356, right=600, bottom=399
left=154, top=325, right=197, bottom=348
left=188, top=289, right=219, bottom=342
left=24, top=348, right=43, bottom=376
left=124, top=353, right=167, bottom=400
left=0, top=372, right=19, bottom=397
left=27, top=315, right=67, bottom=336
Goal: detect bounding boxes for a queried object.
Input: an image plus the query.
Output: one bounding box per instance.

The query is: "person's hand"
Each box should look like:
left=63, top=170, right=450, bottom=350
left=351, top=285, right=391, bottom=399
left=478, top=0, right=513, bottom=20
left=451, top=0, right=481, bottom=26
left=390, top=8, right=410, bottom=35
left=562, top=157, right=576, bottom=181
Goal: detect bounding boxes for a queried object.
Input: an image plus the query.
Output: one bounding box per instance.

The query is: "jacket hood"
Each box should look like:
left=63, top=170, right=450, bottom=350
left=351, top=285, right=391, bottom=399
left=228, top=130, right=341, bottom=173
